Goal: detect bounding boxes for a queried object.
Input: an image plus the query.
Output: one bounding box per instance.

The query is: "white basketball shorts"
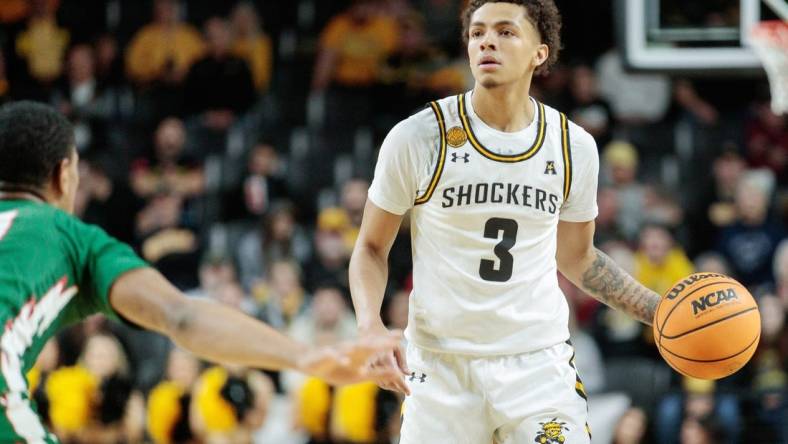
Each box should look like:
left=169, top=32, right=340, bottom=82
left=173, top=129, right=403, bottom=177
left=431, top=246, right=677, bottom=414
left=399, top=341, right=591, bottom=444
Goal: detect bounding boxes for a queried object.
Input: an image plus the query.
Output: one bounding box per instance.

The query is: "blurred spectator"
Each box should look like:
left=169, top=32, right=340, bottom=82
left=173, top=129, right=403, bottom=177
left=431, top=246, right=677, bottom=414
left=717, top=169, right=784, bottom=287
left=13, top=0, right=69, bottom=98
left=656, top=377, right=740, bottom=444
left=289, top=284, right=356, bottom=348
left=312, top=0, right=400, bottom=129
left=237, top=201, right=312, bottom=288
left=340, top=177, right=368, bottom=234
left=748, top=294, right=788, bottom=442
left=131, top=117, right=205, bottom=200
left=225, top=142, right=290, bottom=220
left=289, top=285, right=399, bottom=443
left=679, top=416, right=725, bottom=444
left=94, top=34, right=124, bottom=88
left=595, top=49, right=671, bottom=125
left=595, top=187, right=624, bottom=246
left=230, top=2, right=273, bottom=93
left=602, top=141, right=648, bottom=241
left=147, top=348, right=202, bottom=444
left=251, top=260, right=307, bottom=329
left=46, top=333, right=145, bottom=443
left=312, top=0, right=400, bottom=92
left=184, top=17, right=255, bottom=131
left=125, top=0, right=205, bottom=86
left=214, top=280, right=260, bottom=317
left=51, top=44, right=111, bottom=154
left=303, top=208, right=354, bottom=292
left=611, top=407, right=649, bottom=444
left=635, top=224, right=694, bottom=294
left=687, top=148, right=746, bottom=255
left=192, top=366, right=273, bottom=444
left=746, top=99, right=787, bottom=183
left=75, top=156, right=141, bottom=245
left=673, top=79, right=720, bottom=126
left=188, top=253, right=238, bottom=299
left=693, top=251, right=732, bottom=275
left=378, top=12, right=462, bottom=116
left=295, top=376, right=400, bottom=444
left=566, top=64, right=613, bottom=146
left=136, top=193, right=201, bottom=289
left=284, top=284, right=357, bottom=393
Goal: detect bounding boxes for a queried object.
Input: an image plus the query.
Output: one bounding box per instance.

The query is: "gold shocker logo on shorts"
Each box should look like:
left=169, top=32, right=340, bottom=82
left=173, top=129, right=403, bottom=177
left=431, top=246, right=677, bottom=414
left=534, top=418, right=568, bottom=444
left=446, top=126, right=468, bottom=148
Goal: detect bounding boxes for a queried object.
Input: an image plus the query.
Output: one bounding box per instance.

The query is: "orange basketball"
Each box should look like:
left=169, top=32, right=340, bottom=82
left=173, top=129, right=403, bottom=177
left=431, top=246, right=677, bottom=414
left=653, top=273, right=761, bottom=380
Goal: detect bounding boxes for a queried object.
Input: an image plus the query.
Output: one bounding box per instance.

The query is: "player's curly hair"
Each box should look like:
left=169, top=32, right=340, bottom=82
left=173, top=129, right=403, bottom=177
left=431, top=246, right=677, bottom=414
left=0, top=101, right=74, bottom=188
left=461, top=0, right=562, bottom=76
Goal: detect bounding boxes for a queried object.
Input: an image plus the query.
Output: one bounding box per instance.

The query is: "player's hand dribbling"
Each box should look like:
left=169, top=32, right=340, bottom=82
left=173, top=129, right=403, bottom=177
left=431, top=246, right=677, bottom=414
left=297, top=330, right=404, bottom=386
left=359, top=322, right=411, bottom=395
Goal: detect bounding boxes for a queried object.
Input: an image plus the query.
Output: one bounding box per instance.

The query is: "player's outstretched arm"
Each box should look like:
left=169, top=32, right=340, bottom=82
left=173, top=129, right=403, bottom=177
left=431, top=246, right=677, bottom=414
left=109, top=267, right=402, bottom=386
left=349, top=200, right=411, bottom=395
left=556, top=220, right=660, bottom=325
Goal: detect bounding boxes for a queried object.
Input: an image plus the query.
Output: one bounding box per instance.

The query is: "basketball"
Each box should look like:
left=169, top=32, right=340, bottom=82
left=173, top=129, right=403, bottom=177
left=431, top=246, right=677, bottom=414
left=653, top=273, right=761, bottom=380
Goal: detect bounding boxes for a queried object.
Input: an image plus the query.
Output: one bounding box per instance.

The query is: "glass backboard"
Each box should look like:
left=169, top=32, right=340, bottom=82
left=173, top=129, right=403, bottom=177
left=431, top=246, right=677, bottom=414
left=621, top=0, right=785, bottom=72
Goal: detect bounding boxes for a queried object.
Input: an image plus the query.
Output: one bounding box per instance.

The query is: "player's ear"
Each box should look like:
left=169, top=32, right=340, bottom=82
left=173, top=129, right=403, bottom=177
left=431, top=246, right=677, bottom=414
left=533, top=43, right=549, bottom=69
left=52, top=149, right=79, bottom=201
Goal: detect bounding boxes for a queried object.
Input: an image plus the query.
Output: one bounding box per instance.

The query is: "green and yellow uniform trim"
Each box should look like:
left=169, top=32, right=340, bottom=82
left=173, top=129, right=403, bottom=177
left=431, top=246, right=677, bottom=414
left=414, top=102, right=448, bottom=205
left=457, top=93, right=547, bottom=163
left=559, top=112, right=573, bottom=202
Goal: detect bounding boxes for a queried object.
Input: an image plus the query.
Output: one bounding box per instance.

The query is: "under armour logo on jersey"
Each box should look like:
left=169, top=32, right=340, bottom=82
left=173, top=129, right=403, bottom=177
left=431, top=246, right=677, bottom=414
left=544, top=161, right=557, bottom=175
left=451, top=153, right=470, bottom=163
left=408, top=372, right=427, bottom=383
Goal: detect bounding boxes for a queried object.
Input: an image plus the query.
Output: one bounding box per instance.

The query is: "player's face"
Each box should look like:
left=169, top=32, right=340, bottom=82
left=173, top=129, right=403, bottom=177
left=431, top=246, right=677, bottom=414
left=467, top=3, right=548, bottom=88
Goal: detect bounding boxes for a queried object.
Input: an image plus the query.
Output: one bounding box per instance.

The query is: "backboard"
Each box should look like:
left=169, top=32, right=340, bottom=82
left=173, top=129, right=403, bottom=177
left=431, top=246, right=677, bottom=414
left=620, top=0, right=787, bottom=72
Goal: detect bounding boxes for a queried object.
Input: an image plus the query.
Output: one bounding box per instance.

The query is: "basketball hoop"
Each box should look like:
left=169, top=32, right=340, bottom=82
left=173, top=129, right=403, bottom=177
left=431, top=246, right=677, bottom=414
left=750, top=20, right=788, bottom=115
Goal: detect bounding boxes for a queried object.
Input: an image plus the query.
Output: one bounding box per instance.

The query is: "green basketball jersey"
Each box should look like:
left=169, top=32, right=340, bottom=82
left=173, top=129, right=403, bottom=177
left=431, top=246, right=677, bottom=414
left=0, top=199, right=148, bottom=442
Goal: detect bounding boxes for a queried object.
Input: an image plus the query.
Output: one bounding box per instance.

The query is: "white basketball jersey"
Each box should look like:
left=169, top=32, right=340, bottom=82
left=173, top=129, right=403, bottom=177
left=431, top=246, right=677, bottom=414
left=368, top=91, right=599, bottom=355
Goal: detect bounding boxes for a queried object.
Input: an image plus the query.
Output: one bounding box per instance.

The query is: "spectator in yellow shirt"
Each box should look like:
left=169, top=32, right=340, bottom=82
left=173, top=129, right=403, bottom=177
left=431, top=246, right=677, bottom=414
left=230, top=2, right=273, bottom=93
left=635, top=224, right=694, bottom=294
left=125, top=0, right=205, bottom=86
left=14, top=0, right=69, bottom=86
left=312, top=0, right=400, bottom=91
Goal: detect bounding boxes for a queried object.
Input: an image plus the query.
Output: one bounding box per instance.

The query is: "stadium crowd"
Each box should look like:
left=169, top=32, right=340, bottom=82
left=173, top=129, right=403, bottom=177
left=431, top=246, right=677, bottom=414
left=0, top=0, right=786, bottom=442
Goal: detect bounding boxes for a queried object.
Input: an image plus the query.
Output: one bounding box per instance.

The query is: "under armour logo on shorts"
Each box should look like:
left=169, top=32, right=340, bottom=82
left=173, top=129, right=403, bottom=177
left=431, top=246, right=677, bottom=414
left=408, top=372, right=427, bottom=383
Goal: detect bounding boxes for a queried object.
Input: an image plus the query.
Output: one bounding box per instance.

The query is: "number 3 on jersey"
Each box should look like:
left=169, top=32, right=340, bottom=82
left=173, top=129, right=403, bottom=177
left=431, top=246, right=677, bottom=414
left=479, top=218, right=518, bottom=282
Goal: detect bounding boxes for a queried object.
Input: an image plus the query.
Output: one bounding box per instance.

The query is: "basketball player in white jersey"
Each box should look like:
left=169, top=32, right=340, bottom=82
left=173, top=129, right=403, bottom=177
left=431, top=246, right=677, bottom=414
left=350, top=1, right=662, bottom=442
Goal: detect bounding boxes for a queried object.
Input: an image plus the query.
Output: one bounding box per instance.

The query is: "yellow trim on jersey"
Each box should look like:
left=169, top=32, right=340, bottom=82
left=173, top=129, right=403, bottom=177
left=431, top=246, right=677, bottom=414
left=559, top=112, right=572, bottom=202
left=457, top=92, right=546, bottom=163
left=414, top=102, right=447, bottom=205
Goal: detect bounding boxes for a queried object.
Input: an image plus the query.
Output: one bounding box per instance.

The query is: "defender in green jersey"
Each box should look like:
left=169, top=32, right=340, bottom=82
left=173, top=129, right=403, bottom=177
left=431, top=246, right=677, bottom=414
left=0, top=101, right=401, bottom=443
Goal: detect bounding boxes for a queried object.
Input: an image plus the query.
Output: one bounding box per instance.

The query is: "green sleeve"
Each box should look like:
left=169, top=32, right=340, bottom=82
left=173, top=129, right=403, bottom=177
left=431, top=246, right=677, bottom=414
left=62, top=214, right=150, bottom=320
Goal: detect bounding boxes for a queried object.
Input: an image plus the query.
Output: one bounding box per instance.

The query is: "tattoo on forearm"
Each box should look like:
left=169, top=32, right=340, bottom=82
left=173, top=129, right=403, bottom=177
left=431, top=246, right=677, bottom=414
left=581, top=249, right=660, bottom=325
